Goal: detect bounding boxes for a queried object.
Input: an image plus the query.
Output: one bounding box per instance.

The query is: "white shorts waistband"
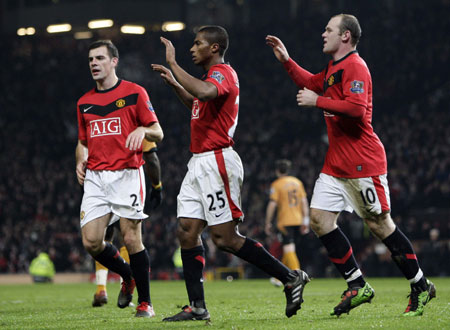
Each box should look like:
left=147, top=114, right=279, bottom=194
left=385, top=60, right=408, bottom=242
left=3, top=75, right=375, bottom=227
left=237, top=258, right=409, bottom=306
left=192, top=146, right=233, bottom=158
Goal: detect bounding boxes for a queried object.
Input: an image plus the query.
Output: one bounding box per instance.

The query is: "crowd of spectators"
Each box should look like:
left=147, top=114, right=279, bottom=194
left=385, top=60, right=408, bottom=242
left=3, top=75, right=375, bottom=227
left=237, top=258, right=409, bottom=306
left=1, top=0, right=449, bottom=278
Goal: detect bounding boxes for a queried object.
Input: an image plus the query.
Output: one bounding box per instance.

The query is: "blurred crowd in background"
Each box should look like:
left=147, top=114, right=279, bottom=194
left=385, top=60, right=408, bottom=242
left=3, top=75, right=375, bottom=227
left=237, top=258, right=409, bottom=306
left=1, top=0, right=449, bottom=279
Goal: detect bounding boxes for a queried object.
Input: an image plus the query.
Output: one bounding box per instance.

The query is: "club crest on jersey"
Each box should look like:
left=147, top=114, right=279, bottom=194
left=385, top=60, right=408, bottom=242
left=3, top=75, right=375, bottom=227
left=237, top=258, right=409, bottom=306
left=210, top=71, right=225, bottom=84
left=328, top=75, right=335, bottom=86
left=90, top=117, right=121, bottom=137
left=116, top=99, right=126, bottom=108
left=191, top=100, right=200, bottom=119
left=350, top=80, right=364, bottom=94
left=147, top=100, right=155, bottom=112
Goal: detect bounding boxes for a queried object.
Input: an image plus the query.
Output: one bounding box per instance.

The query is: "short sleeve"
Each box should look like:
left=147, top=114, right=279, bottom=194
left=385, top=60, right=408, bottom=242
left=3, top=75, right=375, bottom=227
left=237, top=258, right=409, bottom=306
left=205, top=65, right=230, bottom=97
left=269, top=183, right=279, bottom=202
left=77, top=102, right=87, bottom=141
left=297, top=180, right=306, bottom=199
left=136, top=86, right=158, bottom=126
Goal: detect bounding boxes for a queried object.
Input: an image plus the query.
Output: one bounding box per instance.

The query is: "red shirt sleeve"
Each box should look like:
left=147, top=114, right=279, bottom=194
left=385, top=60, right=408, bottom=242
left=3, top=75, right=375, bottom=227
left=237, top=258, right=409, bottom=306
left=316, top=62, right=370, bottom=118
left=283, top=58, right=324, bottom=93
left=205, top=66, right=229, bottom=97
left=316, top=97, right=366, bottom=118
left=136, top=86, right=158, bottom=127
left=77, top=102, right=87, bottom=141
left=341, top=62, right=370, bottom=108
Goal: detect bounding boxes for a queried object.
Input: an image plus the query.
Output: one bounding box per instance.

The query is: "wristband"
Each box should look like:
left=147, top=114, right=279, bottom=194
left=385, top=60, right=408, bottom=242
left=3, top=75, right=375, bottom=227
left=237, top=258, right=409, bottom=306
left=152, top=182, right=162, bottom=189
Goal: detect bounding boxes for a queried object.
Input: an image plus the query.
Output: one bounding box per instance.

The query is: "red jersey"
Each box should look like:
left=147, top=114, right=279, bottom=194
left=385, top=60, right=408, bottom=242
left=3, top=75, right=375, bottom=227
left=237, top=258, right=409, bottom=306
left=284, top=51, right=387, bottom=178
left=77, top=79, right=158, bottom=171
left=190, top=64, right=239, bottom=153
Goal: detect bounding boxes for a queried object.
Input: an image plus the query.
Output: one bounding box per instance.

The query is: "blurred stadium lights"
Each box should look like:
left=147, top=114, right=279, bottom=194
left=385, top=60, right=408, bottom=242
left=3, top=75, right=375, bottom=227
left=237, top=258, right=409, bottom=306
left=17, top=27, right=35, bottom=36
left=74, top=31, right=94, bottom=40
left=161, top=21, right=186, bottom=32
left=87, top=19, right=114, bottom=29
left=47, top=23, right=72, bottom=33
left=120, top=25, right=146, bottom=35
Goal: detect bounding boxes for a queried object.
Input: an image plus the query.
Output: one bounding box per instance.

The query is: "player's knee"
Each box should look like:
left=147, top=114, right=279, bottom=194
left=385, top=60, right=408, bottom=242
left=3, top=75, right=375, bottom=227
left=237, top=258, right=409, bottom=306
left=82, top=237, right=102, bottom=255
left=365, top=212, right=395, bottom=239
left=211, top=234, right=241, bottom=253
left=309, top=213, right=322, bottom=235
left=176, top=225, right=196, bottom=246
left=122, top=232, right=140, bottom=251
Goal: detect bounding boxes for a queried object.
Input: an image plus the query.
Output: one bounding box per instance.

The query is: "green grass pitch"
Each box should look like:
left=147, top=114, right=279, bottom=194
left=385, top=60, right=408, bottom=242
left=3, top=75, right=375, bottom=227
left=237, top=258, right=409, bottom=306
left=1, top=277, right=449, bottom=329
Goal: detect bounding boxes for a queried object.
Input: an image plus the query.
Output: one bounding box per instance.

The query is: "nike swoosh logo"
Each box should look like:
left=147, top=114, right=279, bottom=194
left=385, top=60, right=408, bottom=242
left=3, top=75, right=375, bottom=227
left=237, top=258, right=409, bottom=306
left=84, top=106, right=93, bottom=112
left=136, top=209, right=143, bottom=213
left=344, top=268, right=356, bottom=276
left=215, top=211, right=225, bottom=218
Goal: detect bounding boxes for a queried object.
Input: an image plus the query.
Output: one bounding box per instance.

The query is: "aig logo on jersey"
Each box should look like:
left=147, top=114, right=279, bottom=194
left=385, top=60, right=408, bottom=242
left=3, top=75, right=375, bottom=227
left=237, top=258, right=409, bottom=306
left=90, top=117, right=121, bottom=137
left=191, top=100, right=200, bottom=119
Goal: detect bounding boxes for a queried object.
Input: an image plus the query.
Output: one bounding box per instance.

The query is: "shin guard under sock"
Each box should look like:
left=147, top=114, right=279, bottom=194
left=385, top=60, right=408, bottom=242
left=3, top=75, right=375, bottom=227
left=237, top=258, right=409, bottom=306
left=320, top=228, right=365, bottom=287
left=129, top=249, right=151, bottom=304
left=94, top=242, right=132, bottom=282
left=181, top=246, right=206, bottom=308
left=235, top=237, right=294, bottom=284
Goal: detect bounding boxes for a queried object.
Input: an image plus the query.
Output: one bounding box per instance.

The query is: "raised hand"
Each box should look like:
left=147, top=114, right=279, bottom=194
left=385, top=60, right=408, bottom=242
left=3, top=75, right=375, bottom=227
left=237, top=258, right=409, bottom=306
left=160, top=37, right=176, bottom=65
left=265, top=35, right=290, bottom=63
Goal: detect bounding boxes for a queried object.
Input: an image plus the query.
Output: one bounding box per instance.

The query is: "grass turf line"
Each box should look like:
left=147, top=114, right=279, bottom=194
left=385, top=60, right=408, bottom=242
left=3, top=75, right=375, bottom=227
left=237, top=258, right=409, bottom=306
left=0, top=277, right=449, bottom=329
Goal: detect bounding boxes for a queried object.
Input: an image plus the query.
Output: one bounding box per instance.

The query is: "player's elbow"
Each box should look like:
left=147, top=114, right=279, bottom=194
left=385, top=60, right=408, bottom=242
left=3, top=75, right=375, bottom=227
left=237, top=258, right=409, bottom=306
left=153, top=130, right=164, bottom=143
left=349, top=105, right=366, bottom=119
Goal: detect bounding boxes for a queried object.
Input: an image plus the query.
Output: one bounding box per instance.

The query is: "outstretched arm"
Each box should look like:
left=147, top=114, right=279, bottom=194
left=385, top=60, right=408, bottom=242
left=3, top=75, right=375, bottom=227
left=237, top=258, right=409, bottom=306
left=157, top=37, right=217, bottom=101
left=266, top=35, right=290, bottom=63
left=266, top=35, right=319, bottom=91
left=151, top=63, right=195, bottom=110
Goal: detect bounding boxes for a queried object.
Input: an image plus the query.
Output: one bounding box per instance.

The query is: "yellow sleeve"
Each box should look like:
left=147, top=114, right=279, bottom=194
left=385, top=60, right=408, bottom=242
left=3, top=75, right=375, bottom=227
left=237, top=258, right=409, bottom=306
left=142, top=140, right=157, bottom=153
left=269, top=181, right=279, bottom=202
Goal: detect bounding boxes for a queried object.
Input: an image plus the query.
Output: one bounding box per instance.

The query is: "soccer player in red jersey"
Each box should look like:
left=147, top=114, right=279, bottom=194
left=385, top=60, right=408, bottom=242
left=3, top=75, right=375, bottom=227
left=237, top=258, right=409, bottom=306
left=152, top=26, right=310, bottom=321
left=75, top=40, right=163, bottom=318
left=267, top=14, right=435, bottom=317
left=91, top=140, right=163, bottom=308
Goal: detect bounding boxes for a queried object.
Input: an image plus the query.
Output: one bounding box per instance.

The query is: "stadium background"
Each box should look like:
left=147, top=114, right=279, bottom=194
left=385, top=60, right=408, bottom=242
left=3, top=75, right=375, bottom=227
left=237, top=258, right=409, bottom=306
left=0, top=0, right=449, bottom=281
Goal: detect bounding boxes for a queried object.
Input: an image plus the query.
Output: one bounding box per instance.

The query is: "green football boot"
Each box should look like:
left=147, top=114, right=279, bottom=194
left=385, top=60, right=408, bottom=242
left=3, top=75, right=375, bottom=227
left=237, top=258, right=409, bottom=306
left=403, top=279, right=436, bottom=317
left=331, top=282, right=375, bottom=316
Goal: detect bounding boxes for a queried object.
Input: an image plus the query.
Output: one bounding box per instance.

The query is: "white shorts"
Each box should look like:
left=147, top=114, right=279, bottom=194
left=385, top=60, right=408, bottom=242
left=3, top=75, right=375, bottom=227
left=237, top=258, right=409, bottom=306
left=177, top=147, right=244, bottom=225
left=310, top=173, right=391, bottom=219
left=80, top=167, right=147, bottom=227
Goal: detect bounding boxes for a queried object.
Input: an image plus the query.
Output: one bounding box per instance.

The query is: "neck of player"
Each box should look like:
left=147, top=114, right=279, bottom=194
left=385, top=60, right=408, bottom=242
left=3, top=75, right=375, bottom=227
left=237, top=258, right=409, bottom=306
left=97, top=74, right=119, bottom=91
left=203, top=55, right=225, bottom=71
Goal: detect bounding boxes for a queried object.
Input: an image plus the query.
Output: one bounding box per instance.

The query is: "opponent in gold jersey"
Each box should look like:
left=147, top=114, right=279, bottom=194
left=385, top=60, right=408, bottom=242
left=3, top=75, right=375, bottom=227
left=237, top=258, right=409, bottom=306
left=265, top=159, right=309, bottom=277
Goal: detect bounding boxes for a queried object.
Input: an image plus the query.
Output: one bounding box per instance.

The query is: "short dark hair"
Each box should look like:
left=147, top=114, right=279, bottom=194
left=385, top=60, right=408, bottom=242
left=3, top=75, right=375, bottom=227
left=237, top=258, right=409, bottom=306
left=197, top=25, right=229, bottom=56
left=276, top=159, right=292, bottom=175
left=88, top=40, right=119, bottom=59
left=334, top=14, right=362, bottom=46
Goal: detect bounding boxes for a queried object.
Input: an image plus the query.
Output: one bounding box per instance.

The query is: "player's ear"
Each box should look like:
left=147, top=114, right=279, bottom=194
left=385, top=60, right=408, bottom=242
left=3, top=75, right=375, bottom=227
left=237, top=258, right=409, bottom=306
left=112, top=57, right=119, bottom=67
left=210, top=43, right=220, bottom=54
left=341, top=30, right=351, bottom=43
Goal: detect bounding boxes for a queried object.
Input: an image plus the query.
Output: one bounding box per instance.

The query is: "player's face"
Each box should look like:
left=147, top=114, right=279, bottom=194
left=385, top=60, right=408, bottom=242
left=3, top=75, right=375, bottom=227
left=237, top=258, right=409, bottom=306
left=88, top=46, right=117, bottom=81
left=322, top=16, right=343, bottom=55
left=190, top=32, right=213, bottom=65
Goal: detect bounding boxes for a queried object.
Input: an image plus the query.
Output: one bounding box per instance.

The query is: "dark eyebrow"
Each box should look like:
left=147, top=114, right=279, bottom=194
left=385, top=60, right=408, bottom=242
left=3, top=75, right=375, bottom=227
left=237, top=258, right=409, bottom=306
left=88, top=55, right=106, bottom=61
